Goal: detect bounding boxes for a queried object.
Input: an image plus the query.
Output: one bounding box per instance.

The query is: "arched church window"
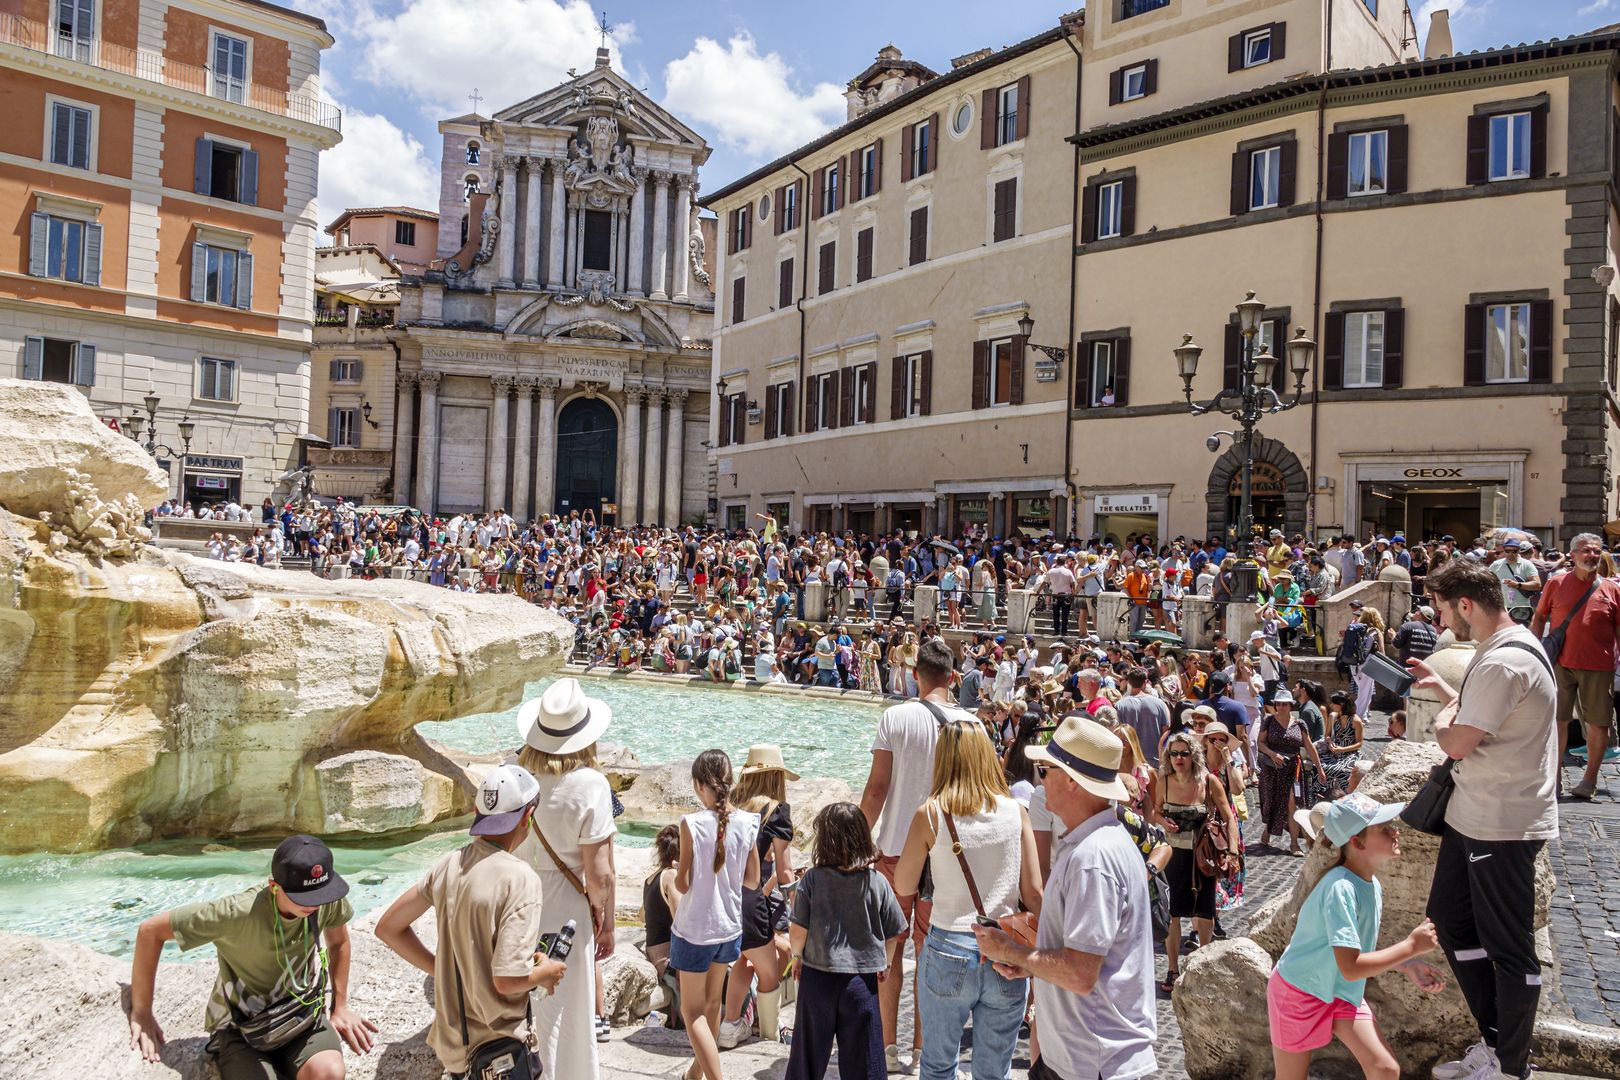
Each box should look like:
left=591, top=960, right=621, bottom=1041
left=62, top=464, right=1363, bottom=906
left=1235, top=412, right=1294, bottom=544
left=466, top=141, right=481, bottom=164
left=463, top=175, right=479, bottom=201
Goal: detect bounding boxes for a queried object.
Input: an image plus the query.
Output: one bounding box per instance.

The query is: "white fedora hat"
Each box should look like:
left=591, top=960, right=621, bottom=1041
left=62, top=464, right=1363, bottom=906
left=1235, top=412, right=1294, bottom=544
left=738, top=744, right=800, bottom=781
left=516, top=677, right=612, bottom=756
left=1025, top=714, right=1131, bottom=802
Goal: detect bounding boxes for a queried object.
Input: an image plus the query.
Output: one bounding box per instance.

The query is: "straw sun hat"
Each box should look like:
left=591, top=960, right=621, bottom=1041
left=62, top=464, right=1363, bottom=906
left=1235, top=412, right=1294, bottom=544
left=1025, top=715, right=1130, bottom=802
left=516, top=677, right=612, bottom=756
left=738, top=744, right=800, bottom=781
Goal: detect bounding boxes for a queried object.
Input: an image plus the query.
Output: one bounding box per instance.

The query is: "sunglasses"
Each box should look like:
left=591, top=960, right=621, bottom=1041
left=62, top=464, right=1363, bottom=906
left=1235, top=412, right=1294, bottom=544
left=1168, top=749, right=1192, bottom=759
left=1034, top=763, right=1051, bottom=778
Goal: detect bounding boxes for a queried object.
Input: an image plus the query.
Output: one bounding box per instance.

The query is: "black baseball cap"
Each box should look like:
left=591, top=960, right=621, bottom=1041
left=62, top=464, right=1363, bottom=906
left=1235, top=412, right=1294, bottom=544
left=271, top=834, right=349, bottom=906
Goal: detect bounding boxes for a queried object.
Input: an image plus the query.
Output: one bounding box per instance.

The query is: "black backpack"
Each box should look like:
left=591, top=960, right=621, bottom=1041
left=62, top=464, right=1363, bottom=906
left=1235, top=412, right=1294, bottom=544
left=1335, top=622, right=1371, bottom=675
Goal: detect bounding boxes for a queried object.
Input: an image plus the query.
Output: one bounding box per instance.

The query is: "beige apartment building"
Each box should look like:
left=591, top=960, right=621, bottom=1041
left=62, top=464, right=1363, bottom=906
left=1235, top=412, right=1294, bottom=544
left=701, top=24, right=1083, bottom=537
left=1070, top=2, right=1620, bottom=546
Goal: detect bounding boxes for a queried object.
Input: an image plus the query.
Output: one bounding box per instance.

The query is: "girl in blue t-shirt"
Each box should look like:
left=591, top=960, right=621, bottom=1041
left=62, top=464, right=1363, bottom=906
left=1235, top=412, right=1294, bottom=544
left=1268, top=793, right=1447, bottom=1079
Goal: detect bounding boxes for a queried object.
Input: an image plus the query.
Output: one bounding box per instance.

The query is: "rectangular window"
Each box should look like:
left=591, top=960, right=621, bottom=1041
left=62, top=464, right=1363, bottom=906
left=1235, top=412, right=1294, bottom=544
left=50, top=102, right=92, bottom=169
left=1090, top=341, right=1116, bottom=405
left=1120, top=0, right=1171, bottom=17
left=22, top=335, right=94, bottom=385
left=782, top=183, right=799, bottom=230
left=816, top=372, right=838, bottom=430
left=731, top=276, right=746, bottom=324
left=582, top=209, right=612, bottom=270
left=198, top=357, right=237, bottom=401
left=30, top=213, right=102, bottom=284
left=989, top=336, right=1016, bottom=405
left=767, top=382, right=792, bottom=438
left=332, top=407, right=360, bottom=448
left=859, top=144, right=877, bottom=199
left=730, top=206, right=751, bottom=252
left=1243, top=28, right=1273, bottom=67
left=818, top=241, right=835, bottom=294
left=1486, top=303, right=1532, bottom=383
left=1342, top=311, right=1386, bottom=388
left=856, top=228, right=873, bottom=282
left=1249, top=146, right=1281, bottom=210
left=911, top=120, right=931, bottom=176
left=54, top=0, right=94, bottom=62
left=192, top=243, right=252, bottom=308
left=331, top=359, right=361, bottom=383
left=1097, top=181, right=1124, bottom=239
left=211, top=32, right=249, bottom=104
left=993, top=177, right=1017, bottom=243
left=903, top=353, right=926, bottom=417
left=1347, top=130, right=1388, bottom=196
left=394, top=220, right=416, bottom=246
left=1489, top=112, right=1532, bottom=181
left=909, top=206, right=928, bottom=266
left=778, top=258, right=794, bottom=310
left=1121, top=64, right=1149, bottom=102
left=195, top=138, right=259, bottom=205
left=998, top=83, right=1020, bottom=146
left=853, top=364, right=874, bottom=424
left=823, top=163, right=840, bottom=215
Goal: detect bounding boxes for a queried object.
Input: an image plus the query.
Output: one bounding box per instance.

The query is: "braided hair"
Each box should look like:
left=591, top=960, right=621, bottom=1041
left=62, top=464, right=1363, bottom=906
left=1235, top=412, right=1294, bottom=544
left=692, top=749, right=735, bottom=874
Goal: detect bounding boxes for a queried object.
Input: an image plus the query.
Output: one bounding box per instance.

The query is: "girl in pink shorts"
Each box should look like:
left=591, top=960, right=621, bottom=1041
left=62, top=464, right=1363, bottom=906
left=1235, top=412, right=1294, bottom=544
left=1267, top=794, right=1448, bottom=1079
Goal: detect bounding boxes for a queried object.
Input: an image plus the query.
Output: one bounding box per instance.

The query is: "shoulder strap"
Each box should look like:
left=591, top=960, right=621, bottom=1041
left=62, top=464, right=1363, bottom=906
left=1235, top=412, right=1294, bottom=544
left=917, top=698, right=952, bottom=729
left=1458, top=636, right=1555, bottom=706
left=939, top=812, right=988, bottom=919
left=1557, top=578, right=1601, bottom=635
left=530, top=818, right=588, bottom=897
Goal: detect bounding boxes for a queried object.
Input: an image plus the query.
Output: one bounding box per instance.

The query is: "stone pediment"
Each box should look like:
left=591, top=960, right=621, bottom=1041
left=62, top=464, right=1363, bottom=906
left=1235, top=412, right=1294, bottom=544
left=494, top=66, right=709, bottom=157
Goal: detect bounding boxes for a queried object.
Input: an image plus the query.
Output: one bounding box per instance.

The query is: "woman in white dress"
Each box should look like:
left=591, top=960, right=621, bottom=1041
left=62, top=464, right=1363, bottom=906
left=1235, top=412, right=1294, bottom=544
left=516, top=678, right=618, bottom=1079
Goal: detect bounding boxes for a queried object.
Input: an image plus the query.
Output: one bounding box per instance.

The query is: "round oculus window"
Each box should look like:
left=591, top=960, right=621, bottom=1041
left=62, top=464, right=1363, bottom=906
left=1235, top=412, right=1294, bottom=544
left=952, top=100, right=973, bottom=135
left=758, top=193, right=772, bottom=221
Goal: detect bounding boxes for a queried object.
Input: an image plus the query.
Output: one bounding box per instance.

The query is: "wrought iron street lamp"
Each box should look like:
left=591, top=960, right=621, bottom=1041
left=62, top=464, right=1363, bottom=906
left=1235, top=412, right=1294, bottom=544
left=125, top=391, right=195, bottom=474
left=1175, top=291, right=1315, bottom=602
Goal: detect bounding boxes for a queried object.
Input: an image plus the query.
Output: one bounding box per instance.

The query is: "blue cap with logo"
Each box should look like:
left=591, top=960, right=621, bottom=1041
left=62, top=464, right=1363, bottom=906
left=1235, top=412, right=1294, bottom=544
left=1322, top=792, right=1406, bottom=847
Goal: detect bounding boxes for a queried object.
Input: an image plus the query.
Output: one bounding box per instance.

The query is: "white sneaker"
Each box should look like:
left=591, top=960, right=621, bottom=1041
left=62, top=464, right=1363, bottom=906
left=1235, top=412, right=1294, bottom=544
left=1433, top=1040, right=1496, bottom=1080
left=885, top=1045, right=915, bottom=1075
left=716, top=1017, right=748, bottom=1050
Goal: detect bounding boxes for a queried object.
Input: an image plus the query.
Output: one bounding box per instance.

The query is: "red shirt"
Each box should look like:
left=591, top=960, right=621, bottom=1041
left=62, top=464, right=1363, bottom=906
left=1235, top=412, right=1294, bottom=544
left=1534, top=572, right=1620, bottom=671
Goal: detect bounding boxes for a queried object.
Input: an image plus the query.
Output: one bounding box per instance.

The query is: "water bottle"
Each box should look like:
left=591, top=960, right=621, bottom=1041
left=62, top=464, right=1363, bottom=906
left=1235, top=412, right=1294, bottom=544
left=547, top=919, right=578, bottom=962
left=643, top=1011, right=665, bottom=1029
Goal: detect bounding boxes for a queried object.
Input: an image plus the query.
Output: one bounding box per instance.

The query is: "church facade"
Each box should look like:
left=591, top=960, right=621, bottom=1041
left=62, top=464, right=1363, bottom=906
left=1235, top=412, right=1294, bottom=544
left=392, top=49, right=716, bottom=524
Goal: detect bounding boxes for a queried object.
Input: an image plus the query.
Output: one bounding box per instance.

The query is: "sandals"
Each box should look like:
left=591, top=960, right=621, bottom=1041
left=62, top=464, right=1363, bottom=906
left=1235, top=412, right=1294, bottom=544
left=1158, top=970, right=1180, bottom=994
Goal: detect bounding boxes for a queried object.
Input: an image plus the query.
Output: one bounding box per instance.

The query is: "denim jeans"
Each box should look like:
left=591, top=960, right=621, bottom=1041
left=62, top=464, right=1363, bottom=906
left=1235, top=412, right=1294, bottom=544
left=917, top=927, right=1028, bottom=1080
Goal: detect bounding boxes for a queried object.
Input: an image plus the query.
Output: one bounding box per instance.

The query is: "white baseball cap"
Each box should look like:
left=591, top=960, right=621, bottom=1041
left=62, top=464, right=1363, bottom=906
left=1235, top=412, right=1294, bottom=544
left=1321, top=792, right=1405, bottom=847
left=470, top=763, right=541, bottom=836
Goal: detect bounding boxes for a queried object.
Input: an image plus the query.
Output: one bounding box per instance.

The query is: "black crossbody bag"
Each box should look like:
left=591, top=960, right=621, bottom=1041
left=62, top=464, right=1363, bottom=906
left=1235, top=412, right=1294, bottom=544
left=236, top=913, right=326, bottom=1052
left=452, top=959, right=541, bottom=1080
left=1401, top=638, right=1553, bottom=836
left=1541, top=577, right=1598, bottom=667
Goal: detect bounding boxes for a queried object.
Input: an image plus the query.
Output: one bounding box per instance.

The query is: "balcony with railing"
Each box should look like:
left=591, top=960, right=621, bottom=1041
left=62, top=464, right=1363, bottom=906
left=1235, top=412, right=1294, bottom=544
left=0, top=12, right=341, bottom=132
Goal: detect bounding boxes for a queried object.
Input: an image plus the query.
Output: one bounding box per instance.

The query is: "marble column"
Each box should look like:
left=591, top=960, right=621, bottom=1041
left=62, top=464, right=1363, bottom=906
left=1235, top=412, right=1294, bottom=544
left=497, top=156, right=518, bottom=286
left=611, top=211, right=624, bottom=293
left=547, top=160, right=567, bottom=287
left=486, top=375, right=513, bottom=512
left=672, top=176, right=692, bottom=302
left=649, top=172, right=670, bottom=300
left=642, top=390, right=665, bottom=525
left=534, top=379, right=559, bottom=517
left=663, top=389, right=687, bottom=527
left=570, top=204, right=584, bottom=281
left=392, top=371, right=416, bottom=505
left=413, top=371, right=442, bottom=511
left=627, top=172, right=646, bottom=296
left=523, top=159, right=543, bottom=287
left=620, top=388, right=643, bottom=524
left=511, top=378, right=535, bottom=523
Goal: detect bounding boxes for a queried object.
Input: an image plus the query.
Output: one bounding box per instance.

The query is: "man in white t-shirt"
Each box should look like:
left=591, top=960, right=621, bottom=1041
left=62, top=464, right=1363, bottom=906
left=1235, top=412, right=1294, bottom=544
left=858, top=637, right=975, bottom=1074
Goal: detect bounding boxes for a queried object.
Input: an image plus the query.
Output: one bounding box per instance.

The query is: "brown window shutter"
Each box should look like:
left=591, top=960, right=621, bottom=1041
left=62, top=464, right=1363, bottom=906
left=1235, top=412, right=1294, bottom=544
left=1382, top=309, right=1405, bottom=388
left=971, top=341, right=989, bottom=409
left=1530, top=103, right=1549, bottom=179
left=891, top=356, right=905, bottom=420
left=994, top=178, right=1017, bottom=242
left=781, top=382, right=794, bottom=436
left=819, top=241, right=835, bottom=293
left=1278, top=141, right=1297, bottom=207
left=920, top=351, right=933, bottom=415
left=811, top=168, right=825, bottom=218
left=774, top=185, right=785, bottom=235
left=848, top=151, right=859, bottom=201
left=1529, top=299, right=1553, bottom=382
left=720, top=392, right=733, bottom=445
left=732, top=276, right=745, bottom=323
left=1230, top=149, right=1248, bottom=216
left=1267, top=319, right=1289, bottom=391
left=779, top=258, right=793, bottom=310
left=764, top=383, right=777, bottom=439
left=835, top=162, right=846, bottom=210
left=909, top=206, right=928, bottom=265
left=864, top=361, right=878, bottom=422
left=1322, top=312, right=1345, bottom=390
left=1228, top=32, right=1245, bottom=72
left=1109, top=68, right=1123, bottom=106
left=1387, top=126, right=1409, bottom=194
left=725, top=211, right=735, bottom=254
left=1074, top=342, right=1092, bottom=409
left=1120, top=176, right=1136, bottom=237
left=856, top=228, right=873, bottom=282
left=1466, top=115, right=1490, bottom=185
left=1143, top=59, right=1158, bottom=95
left=927, top=113, right=939, bottom=172
left=1326, top=132, right=1348, bottom=200
left=741, top=207, right=751, bottom=249
left=901, top=123, right=915, bottom=182
left=1463, top=304, right=1486, bottom=385
left=873, top=137, right=883, bottom=193
left=1010, top=335, right=1027, bottom=405
left=1113, top=337, right=1132, bottom=405
left=839, top=367, right=855, bottom=427
left=1271, top=22, right=1286, bottom=61
left=1015, top=75, right=1031, bottom=140
left=1080, top=181, right=1098, bottom=243
left=981, top=88, right=997, bottom=149
left=1223, top=322, right=1242, bottom=391
left=804, top=375, right=818, bottom=432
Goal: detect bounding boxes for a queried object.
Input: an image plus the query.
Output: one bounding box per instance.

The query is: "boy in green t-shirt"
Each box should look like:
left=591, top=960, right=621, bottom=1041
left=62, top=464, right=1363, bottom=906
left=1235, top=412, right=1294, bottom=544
left=128, top=835, right=376, bottom=1079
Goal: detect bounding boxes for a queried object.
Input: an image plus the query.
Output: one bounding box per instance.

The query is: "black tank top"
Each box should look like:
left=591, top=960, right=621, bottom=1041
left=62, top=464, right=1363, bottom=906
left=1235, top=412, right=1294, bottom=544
left=643, top=872, right=673, bottom=949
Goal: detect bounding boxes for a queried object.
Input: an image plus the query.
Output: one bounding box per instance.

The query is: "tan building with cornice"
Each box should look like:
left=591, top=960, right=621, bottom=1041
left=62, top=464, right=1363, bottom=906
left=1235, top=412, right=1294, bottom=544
left=700, top=20, right=1083, bottom=537
left=1069, top=4, right=1620, bottom=545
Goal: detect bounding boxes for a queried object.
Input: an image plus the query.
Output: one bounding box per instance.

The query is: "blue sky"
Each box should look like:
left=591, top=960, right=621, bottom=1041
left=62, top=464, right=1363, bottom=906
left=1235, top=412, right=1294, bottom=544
left=303, top=0, right=1618, bottom=234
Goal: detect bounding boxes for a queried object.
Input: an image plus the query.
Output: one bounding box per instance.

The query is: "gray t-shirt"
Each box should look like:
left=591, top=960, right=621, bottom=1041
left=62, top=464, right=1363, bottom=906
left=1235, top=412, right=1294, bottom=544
left=1114, top=693, right=1170, bottom=767
left=790, top=866, right=905, bottom=974
left=1450, top=625, right=1559, bottom=842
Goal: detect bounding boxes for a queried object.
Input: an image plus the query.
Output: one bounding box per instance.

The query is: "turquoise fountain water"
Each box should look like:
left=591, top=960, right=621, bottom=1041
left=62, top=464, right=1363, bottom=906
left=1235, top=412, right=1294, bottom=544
left=0, top=677, right=882, bottom=959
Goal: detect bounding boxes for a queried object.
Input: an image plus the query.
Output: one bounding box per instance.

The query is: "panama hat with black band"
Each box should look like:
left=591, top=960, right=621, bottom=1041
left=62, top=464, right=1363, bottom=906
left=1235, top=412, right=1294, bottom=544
left=1025, top=714, right=1131, bottom=802
left=516, top=676, right=613, bottom=756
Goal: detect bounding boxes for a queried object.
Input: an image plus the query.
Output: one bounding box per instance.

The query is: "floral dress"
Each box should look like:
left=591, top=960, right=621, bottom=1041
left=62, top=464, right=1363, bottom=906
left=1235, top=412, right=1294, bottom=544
left=1213, top=760, right=1246, bottom=911
left=858, top=641, right=881, bottom=693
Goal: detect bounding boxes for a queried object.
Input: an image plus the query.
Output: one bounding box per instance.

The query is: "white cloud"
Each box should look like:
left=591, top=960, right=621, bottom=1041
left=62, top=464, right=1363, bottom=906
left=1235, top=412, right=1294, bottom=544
left=356, top=0, right=626, bottom=117
left=317, top=105, right=440, bottom=226
left=1579, top=0, right=1615, bottom=18
left=661, top=33, right=846, bottom=161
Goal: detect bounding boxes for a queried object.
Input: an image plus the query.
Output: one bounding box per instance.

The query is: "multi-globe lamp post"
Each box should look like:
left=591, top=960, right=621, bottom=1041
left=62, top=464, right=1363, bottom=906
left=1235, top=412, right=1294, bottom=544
left=1173, top=291, right=1315, bottom=603
left=125, top=391, right=195, bottom=498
